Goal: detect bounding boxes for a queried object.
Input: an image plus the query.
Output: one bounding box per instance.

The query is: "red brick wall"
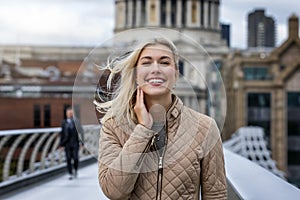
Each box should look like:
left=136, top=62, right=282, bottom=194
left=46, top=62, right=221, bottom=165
left=0, top=97, right=72, bottom=130
left=0, top=96, right=100, bottom=130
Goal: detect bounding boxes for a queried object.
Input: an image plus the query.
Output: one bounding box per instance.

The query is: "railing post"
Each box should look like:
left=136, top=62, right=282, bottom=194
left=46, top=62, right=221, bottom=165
left=50, top=136, right=63, bottom=166
left=17, top=133, right=39, bottom=177
left=3, top=134, right=26, bottom=181
left=0, top=135, right=12, bottom=154
left=29, top=133, right=50, bottom=173
left=40, top=133, right=59, bottom=170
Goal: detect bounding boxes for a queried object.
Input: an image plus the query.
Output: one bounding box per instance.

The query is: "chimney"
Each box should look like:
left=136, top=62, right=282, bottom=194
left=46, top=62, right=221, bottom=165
left=288, top=13, right=299, bottom=39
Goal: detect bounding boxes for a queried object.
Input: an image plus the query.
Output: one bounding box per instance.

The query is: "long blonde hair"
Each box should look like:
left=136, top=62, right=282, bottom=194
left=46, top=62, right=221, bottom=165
left=94, top=37, right=179, bottom=125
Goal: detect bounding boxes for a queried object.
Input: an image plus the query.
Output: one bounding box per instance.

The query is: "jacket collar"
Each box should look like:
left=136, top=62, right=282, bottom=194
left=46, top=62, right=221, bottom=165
left=166, top=95, right=183, bottom=123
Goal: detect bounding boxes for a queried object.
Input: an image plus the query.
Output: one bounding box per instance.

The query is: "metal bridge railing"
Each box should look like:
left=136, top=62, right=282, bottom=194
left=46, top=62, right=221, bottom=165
left=0, top=125, right=100, bottom=184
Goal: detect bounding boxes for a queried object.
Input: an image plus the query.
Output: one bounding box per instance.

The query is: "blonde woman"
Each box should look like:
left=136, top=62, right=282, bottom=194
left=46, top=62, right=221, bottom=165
left=96, top=37, right=227, bottom=199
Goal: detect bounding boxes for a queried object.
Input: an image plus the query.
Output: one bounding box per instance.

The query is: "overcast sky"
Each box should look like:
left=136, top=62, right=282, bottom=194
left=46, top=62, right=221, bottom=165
left=0, top=0, right=299, bottom=49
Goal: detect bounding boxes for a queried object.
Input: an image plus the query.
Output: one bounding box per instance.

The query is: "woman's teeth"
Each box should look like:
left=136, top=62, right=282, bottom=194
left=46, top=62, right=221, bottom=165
left=148, top=79, right=164, bottom=84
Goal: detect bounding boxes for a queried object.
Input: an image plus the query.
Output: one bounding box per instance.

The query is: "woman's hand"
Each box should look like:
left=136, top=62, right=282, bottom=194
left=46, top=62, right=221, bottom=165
left=134, top=86, right=153, bottom=129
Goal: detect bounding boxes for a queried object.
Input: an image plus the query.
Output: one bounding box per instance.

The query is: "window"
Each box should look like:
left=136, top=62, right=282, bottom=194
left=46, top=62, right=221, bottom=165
left=181, top=0, right=186, bottom=26
left=171, top=0, right=176, bottom=26
left=160, top=0, right=166, bottom=25
left=243, top=67, right=269, bottom=80
left=248, top=93, right=271, bottom=107
left=288, top=151, right=300, bottom=165
left=247, top=93, right=271, bottom=138
left=287, top=92, right=300, bottom=186
left=44, top=105, right=51, bottom=127
left=34, top=105, right=41, bottom=127
left=288, top=92, right=300, bottom=107
left=287, top=92, right=300, bottom=136
left=200, top=0, right=204, bottom=26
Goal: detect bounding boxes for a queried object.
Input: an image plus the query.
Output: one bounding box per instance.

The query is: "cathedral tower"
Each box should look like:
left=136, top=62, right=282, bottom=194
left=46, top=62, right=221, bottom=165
left=114, top=0, right=223, bottom=46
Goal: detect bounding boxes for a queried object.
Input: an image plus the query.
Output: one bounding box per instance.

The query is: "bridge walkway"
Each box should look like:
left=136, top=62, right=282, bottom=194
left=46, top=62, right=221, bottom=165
left=2, top=163, right=108, bottom=200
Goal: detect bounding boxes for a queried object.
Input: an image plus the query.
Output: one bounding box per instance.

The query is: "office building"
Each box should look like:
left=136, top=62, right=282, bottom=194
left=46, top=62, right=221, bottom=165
left=248, top=9, right=276, bottom=48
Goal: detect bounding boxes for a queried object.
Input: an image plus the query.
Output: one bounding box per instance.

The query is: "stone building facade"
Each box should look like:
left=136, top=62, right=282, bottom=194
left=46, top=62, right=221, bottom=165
left=223, top=14, right=300, bottom=185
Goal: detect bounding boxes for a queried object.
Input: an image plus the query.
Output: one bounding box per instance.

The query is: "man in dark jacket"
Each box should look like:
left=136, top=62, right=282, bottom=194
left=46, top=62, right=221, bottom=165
left=60, top=107, right=84, bottom=180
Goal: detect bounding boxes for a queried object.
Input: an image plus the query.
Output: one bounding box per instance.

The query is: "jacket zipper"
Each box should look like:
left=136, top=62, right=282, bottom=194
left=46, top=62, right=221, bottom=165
left=156, top=156, right=163, bottom=200
left=136, top=135, right=156, bottom=167
left=156, top=121, right=168, bottom=200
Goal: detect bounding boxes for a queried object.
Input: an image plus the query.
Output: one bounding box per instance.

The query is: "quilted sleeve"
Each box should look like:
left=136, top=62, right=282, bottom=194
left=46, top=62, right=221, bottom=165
left=200, top=119, right=227, bottom=200
left=98, top=120, right=155, bottom=200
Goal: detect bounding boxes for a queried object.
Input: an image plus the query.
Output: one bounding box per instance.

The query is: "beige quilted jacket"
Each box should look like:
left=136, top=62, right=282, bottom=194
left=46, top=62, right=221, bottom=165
left=98, top=96, right=227, bottom=200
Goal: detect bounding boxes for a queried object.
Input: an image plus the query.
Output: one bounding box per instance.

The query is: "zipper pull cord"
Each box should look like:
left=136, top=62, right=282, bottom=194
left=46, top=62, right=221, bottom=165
left=158, top=156, right=163, bottom=169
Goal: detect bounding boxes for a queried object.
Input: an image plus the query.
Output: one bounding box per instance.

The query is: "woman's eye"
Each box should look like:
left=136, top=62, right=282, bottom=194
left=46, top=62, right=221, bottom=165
left=141, top=62, right=151, bottom=66
left=160, top=61, right=170, bottom=66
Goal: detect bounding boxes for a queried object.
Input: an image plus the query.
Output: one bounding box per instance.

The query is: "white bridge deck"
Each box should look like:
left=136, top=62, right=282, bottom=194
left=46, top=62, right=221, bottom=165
left=3, top=163, right=108, bottom=200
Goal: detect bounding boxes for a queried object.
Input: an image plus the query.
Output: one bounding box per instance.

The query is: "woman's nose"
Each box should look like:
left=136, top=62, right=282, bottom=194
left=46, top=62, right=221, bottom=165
left=150, top=62, right=161, bottom=73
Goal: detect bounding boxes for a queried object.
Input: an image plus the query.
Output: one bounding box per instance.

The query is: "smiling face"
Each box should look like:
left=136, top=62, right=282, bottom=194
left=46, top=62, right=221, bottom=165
left=136, top=44, right=178, bottom=98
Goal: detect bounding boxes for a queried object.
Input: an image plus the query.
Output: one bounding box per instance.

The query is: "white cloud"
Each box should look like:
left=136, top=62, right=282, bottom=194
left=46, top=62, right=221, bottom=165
left=0, top=0, right=114, bottom=46
left=277, top=24, right=288, bottom=46
left=0, top=0, right=299, bottom=48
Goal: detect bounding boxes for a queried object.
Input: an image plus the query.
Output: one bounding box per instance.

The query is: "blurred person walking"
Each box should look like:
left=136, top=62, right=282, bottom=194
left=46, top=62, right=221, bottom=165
left=60, top=107, right=84, bottom=180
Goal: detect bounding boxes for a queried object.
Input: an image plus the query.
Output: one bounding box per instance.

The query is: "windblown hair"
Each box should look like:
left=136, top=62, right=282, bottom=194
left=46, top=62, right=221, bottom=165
left=94, top=37, right=179, bottom=125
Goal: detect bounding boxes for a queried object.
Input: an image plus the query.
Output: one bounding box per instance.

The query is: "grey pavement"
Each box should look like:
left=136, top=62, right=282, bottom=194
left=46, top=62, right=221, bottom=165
left=3, top=163, right=109, bottom=200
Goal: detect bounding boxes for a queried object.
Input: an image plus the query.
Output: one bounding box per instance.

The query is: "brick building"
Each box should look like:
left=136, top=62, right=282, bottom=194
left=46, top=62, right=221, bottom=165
left=0, top=46, right=105, bottom=130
